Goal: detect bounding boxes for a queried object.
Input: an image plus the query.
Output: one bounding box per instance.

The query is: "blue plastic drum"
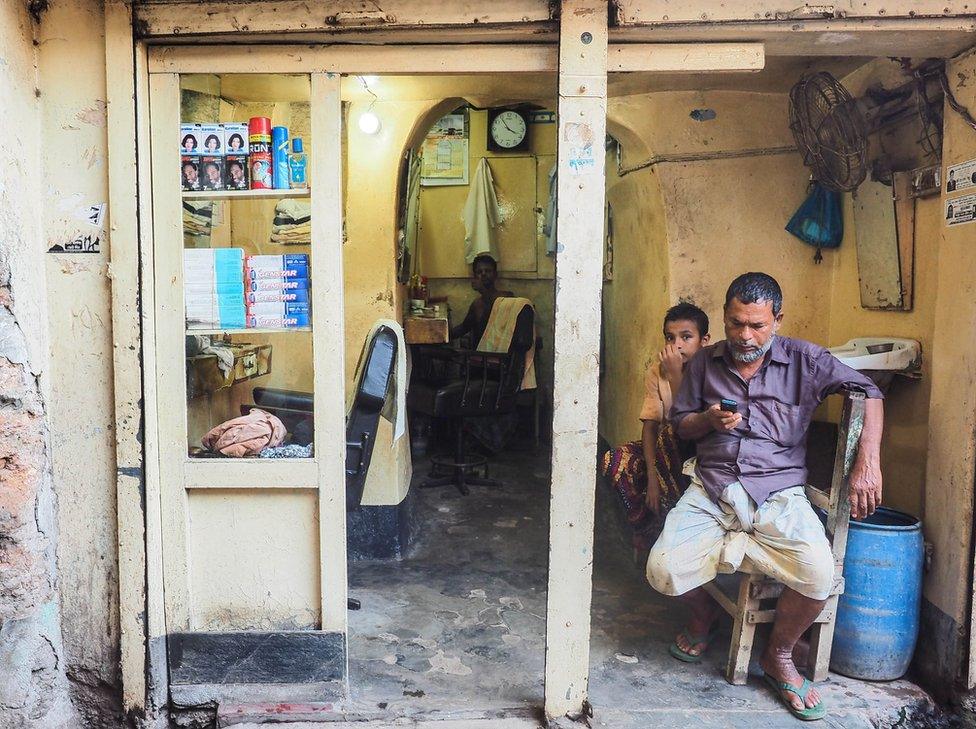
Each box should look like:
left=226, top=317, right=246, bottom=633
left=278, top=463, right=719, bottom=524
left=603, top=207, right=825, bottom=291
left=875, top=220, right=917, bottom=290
left=829, top=507, right=923, bottom=681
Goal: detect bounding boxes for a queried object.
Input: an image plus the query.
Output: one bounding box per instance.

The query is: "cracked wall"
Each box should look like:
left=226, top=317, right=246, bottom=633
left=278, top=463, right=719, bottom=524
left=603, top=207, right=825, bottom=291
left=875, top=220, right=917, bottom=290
left=38, top=0, right=124, bottom=725
left=0, top=2, right=81, bottom=727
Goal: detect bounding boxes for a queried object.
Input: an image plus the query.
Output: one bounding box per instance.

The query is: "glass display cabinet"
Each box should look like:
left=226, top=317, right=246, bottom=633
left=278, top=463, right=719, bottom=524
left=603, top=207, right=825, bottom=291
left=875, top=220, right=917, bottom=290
left=148, top=69, right=347, bottom=698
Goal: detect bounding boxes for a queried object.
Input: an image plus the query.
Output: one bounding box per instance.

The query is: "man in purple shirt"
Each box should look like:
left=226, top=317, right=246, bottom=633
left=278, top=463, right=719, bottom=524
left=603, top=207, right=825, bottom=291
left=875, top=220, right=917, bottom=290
left=646, top=272, right=884, bottom=720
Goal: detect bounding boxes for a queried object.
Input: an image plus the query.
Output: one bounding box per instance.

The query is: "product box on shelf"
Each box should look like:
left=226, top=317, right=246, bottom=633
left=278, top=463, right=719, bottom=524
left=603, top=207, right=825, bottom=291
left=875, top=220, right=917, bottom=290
left=181, top=156, right=201, bottom=191
left=200, top=124, right=224, bottom=155
left=184, top=248, right=245, bottom=283
left=246, top=278, right=309, bottom=293
left=199, top=156, right=224, bottom=191
left=246, top=312, right=310, bottom=329
left=184, top=248, right=246, bottom=330
left=180, top=124, right=202, bottom=155
left=246, top=287, right=310, bottom=304
left=224, top=155, right=249, bottom=190
left=223, top=123, right=249, bottom=154
left=245, top=254, right=309, bottom=280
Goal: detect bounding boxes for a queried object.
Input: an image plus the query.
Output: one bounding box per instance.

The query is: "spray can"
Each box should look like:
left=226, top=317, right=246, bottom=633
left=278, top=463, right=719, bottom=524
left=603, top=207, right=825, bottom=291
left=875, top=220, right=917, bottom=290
left=272, top=126, right=290, bottom=190
left=248, top=116, right=273, bottom=190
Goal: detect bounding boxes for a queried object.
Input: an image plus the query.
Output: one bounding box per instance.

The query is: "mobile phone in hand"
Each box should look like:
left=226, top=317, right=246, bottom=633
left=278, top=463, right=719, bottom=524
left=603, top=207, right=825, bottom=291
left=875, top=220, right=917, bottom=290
left=720, top=398, right=739, bottom=414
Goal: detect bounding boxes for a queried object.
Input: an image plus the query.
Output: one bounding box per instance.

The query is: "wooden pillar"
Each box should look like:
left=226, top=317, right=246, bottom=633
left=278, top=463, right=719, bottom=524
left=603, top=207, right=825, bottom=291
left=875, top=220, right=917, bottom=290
left=544, top=0, right=608, bottom=719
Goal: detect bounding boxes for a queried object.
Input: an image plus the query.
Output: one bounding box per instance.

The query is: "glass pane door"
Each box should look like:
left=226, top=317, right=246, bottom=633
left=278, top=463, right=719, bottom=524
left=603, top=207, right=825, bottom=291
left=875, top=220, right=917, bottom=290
left=180, top=74, right=315, bottom=459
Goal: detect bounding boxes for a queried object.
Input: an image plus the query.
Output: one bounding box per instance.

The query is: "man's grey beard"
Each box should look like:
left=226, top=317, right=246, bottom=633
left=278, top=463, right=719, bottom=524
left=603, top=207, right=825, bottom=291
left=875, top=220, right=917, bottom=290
left=731, top=334, right=775, bottom=363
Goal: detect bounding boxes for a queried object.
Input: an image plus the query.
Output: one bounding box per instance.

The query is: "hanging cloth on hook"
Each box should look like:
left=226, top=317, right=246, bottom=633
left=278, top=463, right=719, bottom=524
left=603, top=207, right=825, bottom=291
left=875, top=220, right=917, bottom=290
left=785, top=181, right=844, bottom=264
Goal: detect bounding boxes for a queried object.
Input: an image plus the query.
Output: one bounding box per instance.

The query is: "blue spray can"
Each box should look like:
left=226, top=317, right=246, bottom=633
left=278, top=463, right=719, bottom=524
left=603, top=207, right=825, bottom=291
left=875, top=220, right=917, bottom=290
left=272, top=126, right=290, bottom=189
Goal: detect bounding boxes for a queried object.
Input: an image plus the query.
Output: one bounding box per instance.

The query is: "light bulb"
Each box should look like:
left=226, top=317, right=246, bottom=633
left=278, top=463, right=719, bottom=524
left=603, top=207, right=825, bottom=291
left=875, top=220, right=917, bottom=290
left=359, top=112, right=381, bottom=135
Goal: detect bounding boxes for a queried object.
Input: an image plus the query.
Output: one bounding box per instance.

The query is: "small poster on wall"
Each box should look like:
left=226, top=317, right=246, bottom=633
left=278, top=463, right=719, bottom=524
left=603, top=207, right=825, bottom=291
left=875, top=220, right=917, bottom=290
left=421, top=112, right=469, bottom=187
left=946, top=158, right=976, bottom=194
left=945, top=192, right=976, bottom=227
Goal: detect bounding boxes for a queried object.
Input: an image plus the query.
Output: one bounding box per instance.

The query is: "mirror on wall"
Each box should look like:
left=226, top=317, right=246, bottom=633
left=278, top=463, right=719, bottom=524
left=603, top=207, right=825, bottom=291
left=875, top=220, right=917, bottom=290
left=852, top=173, right=915, bottom=311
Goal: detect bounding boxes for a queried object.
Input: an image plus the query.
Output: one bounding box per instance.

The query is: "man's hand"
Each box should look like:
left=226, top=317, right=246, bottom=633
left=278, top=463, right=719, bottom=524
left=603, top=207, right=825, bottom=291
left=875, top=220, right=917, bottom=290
left=848, top=455, right=882, bottom=520
left=848, top=398, right=884, bottom=520
left=659, top=344, right=684, bottom=384
left=704, top=402, right=741, bottom=433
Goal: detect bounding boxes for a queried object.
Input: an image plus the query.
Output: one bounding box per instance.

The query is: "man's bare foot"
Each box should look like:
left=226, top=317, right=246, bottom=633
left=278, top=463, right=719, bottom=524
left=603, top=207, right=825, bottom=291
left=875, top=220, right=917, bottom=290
left=674, top=588, right=721, bottom=657
left=759, top=647, right=821, bottom=711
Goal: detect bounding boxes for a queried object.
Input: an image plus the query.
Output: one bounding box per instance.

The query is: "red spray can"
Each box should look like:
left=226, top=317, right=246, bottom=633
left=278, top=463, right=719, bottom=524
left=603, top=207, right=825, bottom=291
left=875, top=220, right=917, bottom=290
left=248, top=116, right=273, bottom=189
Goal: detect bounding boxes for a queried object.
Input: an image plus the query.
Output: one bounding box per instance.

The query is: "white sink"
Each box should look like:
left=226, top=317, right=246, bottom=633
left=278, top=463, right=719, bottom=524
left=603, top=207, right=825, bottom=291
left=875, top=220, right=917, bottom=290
left=828, top=337, right=921, bottom=372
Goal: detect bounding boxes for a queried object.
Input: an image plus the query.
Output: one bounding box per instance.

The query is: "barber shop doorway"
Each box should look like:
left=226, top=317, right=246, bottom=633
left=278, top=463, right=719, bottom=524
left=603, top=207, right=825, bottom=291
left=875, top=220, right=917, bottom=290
left=343, top=73, right=559, bottom=718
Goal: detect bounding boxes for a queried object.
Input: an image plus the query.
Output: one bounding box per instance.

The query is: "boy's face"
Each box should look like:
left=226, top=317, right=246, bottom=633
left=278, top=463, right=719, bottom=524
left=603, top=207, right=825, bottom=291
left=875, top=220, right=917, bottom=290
left=663, top=319, right=708, bottom=361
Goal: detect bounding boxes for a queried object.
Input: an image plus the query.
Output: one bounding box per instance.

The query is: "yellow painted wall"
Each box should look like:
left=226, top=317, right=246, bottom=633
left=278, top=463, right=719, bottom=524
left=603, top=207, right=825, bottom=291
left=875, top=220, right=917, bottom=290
left=922, top=45, right=976, bottom=658
left=419, top=109, right=558, bottom=394
left=599, top=162, right=671, bottom=445
left=826, top=193, right=940, bottom=519
left=601, top=81, right=939, bottom=528
left=823, top=58, right=942, bottom=519
left=600, top=91, right=818, bottom=446
left=418, top=109, right=557, bottom=279
left=344, top=97, right=446, bottom=506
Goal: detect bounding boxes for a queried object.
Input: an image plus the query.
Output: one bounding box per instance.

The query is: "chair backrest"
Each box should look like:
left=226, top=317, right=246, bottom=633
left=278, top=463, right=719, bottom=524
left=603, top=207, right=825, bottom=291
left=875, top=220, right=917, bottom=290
left=804, top=391, right=865, bottom=577
left=457, top=304, right=533, bottom=415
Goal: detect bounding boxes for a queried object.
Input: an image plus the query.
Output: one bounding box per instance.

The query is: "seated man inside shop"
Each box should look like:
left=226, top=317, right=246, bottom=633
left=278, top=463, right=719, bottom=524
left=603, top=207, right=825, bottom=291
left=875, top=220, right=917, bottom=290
left=647, top=272, right=884, bottom=721
left=450, top=253, right=515, bottom=347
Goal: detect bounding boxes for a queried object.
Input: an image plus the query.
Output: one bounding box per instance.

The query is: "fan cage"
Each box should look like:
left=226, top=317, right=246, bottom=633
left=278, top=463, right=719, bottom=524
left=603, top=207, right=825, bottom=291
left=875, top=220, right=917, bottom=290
left=789, top=72, right=869, bottom=192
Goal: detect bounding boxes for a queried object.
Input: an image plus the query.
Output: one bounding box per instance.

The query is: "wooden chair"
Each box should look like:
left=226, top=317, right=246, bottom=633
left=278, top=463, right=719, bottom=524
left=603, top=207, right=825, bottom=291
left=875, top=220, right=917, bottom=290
left=704, top=391, right=866, bottom=685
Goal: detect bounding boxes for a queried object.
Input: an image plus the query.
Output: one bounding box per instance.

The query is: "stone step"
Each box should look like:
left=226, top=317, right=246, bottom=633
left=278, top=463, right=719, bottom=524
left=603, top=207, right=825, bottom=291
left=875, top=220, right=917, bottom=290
left=218, top=703, right=541, bottom=728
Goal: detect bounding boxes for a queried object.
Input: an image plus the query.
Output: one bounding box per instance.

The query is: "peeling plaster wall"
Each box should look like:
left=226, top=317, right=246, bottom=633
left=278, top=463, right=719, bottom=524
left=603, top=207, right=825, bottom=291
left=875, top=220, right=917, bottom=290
left=0, top=1, right=81, bottom=727
left=38, top=0, right=123, bottom=724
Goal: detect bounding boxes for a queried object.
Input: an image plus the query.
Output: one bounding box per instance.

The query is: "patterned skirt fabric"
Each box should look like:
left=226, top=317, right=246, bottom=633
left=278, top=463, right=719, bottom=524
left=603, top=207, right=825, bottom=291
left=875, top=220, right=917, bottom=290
left=601, top=423, right=690, bottom=551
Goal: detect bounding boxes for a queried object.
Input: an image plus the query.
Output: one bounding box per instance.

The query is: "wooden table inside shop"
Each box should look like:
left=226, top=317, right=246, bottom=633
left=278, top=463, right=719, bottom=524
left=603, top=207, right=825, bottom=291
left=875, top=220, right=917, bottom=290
left=404, top=317, right=449, bottom=345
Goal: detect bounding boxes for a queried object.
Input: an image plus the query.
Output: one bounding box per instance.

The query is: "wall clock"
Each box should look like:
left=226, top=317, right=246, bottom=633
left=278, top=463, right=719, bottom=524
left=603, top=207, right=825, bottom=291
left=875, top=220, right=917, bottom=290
left=487, top=108, right=529, bottom=152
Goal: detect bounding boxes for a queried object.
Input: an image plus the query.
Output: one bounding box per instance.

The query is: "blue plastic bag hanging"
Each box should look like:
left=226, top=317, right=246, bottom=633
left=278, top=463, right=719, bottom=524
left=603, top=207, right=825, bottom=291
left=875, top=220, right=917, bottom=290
left=785, top=181, right=843, bottom=264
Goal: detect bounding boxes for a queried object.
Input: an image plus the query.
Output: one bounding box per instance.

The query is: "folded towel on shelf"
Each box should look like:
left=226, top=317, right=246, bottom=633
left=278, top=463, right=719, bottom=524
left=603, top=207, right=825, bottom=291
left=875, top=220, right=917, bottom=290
left=270, top=199, right=312, bottom=246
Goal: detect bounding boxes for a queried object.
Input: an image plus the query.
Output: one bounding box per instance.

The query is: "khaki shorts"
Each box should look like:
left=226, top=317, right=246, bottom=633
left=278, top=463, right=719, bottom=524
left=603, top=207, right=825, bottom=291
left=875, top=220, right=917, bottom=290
left=646, top=470, right=835, bottom=601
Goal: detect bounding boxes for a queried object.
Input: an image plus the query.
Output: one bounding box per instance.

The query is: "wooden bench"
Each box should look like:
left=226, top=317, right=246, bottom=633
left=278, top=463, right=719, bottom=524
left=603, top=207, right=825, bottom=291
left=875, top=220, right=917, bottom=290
left=704, top=391, right=866, bottom=685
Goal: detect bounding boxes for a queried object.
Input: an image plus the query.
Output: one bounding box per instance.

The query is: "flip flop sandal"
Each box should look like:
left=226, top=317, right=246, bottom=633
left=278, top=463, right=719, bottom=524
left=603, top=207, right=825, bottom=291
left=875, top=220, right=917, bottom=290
left=668, top=629, right=714, bottom=663
left=762, top=672, right=827, bottom=721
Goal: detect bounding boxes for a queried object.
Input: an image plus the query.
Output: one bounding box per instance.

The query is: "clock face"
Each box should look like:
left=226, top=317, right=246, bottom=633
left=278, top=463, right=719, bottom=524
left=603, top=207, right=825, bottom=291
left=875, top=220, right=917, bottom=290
left=490, top=110, right=527, bottom=149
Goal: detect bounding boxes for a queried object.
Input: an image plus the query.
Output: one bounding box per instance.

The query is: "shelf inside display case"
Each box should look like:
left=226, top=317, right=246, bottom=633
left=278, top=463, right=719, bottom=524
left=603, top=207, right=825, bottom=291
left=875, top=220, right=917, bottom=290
left=182, top=189, right=310, bottom=201
left=187, top=327, right=311, bottom=335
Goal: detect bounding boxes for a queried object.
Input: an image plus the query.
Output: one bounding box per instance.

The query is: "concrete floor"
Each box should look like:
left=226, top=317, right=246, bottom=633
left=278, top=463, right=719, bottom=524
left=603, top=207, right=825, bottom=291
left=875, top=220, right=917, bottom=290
left=232, top=446, right=938, bottom=728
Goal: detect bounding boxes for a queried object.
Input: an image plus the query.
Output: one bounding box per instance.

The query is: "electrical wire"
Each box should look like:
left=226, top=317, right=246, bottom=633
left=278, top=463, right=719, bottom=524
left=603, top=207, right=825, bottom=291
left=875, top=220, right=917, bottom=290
left=940, top=66, right=976, bottom=134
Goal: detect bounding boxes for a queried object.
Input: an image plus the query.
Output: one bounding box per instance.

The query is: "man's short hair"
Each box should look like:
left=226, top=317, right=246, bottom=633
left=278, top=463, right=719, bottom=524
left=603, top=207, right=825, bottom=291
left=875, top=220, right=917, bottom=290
left=725, top=272, right=783, bottom=316
left=664, top=302, right=709, bottom=338
left=472, top=253, right=498, bottom=272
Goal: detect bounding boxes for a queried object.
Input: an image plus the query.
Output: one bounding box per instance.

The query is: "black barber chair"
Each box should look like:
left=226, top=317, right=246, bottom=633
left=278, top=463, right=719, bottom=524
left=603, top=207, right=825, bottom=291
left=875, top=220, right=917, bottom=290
left=407, top=305, right=534, bottom=495
left=241, top=324, right=399, bottom=511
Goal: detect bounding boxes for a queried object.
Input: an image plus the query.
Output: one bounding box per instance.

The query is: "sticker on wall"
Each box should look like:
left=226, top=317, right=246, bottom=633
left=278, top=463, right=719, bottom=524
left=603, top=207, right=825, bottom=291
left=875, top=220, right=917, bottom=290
left=946, top=158, right=976, bottom=195
left=564, top=122, right=595, bottom=175
left=945, top=192, right=976, bottom=227
left=84, top=203, right=107, bottom=229
left=48, top=232, right=101, bottom=253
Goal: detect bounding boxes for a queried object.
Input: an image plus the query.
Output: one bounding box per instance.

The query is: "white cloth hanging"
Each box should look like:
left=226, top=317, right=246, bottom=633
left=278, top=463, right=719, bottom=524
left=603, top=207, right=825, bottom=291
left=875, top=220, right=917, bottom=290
left=462, top=157, right=501, bottom=264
